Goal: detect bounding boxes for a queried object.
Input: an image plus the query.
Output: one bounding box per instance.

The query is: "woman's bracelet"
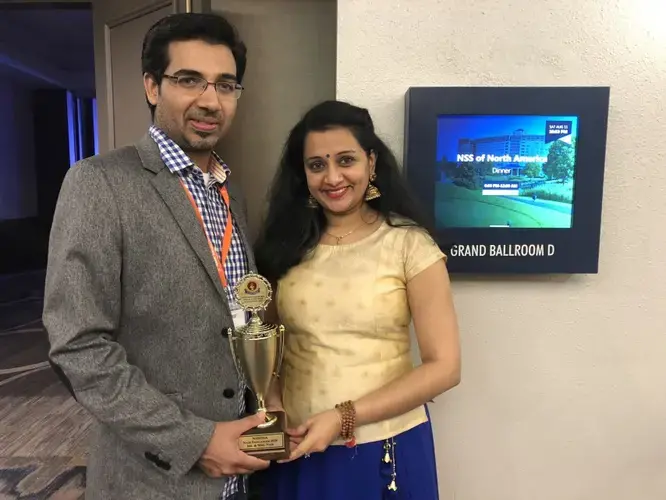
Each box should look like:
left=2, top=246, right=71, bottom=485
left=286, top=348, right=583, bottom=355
left=334, top=400, right=357, bottom=447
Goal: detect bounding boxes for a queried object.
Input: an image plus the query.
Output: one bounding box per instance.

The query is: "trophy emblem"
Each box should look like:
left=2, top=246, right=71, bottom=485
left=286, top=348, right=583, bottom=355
left=226, top=273, right=288, bottom=460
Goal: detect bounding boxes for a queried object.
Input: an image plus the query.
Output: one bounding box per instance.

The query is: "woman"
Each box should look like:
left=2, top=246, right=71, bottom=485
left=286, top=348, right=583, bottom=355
left=253, top=100, right=461, bottom=499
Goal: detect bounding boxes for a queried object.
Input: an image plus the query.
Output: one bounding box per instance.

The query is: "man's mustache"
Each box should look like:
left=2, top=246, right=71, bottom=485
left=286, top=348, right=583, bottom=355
left=188, top=112, right=223, bottom=124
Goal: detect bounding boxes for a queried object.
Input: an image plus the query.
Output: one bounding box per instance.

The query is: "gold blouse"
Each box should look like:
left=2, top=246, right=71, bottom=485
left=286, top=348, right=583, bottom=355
left=277, top=220, right=446, bottom=445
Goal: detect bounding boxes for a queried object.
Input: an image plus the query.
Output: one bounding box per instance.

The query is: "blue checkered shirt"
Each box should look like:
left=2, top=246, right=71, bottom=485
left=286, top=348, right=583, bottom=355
left=149, top=125, right=248, bottom=498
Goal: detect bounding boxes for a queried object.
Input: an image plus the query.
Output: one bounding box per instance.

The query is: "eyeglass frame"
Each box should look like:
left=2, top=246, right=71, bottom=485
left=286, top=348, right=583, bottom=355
left=162, top=73, right=244, bottom=100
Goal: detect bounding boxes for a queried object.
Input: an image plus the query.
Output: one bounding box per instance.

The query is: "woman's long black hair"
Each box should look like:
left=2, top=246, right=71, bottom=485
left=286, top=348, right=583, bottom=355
left=254, top=100, right=435, bottom=283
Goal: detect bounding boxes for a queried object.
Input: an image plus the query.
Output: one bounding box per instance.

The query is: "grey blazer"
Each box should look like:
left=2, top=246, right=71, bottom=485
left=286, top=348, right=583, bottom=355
left=43, top=134, right=256, bottom=500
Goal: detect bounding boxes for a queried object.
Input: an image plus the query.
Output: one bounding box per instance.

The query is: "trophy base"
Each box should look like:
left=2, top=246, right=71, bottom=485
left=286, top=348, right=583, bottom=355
left=239, top=410, right=290, bottom=461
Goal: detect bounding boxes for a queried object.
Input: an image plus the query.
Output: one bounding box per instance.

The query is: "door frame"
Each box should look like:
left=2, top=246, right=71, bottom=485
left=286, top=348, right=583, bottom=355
left=103, top=0, right=175, bottom=151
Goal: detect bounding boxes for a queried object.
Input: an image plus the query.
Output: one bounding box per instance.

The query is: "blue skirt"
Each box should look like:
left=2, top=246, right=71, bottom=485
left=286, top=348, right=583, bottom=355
left=258, top=408, right=439, bottom=500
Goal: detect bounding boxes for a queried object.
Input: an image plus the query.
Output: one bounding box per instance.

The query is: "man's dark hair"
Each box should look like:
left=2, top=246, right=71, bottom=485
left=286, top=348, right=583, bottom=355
left=141, top=12, right=247, bottom=118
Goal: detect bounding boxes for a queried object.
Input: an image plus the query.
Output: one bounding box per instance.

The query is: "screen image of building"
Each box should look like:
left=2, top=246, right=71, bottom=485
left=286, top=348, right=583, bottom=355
left=457, top=128, right=548, bottom=176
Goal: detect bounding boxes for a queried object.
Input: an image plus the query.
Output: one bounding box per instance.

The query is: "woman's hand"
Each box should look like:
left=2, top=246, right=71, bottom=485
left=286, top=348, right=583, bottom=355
left=286, top=425, right=307, bottom=452
left=279, top=409, right=342, bottom=462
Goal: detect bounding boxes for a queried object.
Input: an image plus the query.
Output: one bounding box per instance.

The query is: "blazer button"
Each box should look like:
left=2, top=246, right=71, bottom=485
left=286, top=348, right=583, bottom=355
left=223, top=388, right=235, bottom=399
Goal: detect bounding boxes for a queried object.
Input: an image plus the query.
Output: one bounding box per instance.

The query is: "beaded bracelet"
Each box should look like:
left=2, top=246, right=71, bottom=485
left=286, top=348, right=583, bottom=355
left=334, top=400, right=357, bottom=447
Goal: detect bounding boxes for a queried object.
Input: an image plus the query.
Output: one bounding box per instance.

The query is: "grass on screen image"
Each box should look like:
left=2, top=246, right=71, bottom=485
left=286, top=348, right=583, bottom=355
left=435, top=180, right=574, bottom=228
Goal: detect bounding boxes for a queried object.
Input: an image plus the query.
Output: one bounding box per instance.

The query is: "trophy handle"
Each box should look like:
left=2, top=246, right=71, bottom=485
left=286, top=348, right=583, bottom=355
left=226, top=327, right=246, bottom=385
left=273, top=324, right=285, bottom=378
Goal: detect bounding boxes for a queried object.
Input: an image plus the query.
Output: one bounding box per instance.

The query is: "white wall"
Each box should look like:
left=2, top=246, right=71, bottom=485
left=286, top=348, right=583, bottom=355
left=337, top=1, right=666, bottom=499
left=212, top=0, right=337, bottom=237
left=0, top=79, right=37, bottom=220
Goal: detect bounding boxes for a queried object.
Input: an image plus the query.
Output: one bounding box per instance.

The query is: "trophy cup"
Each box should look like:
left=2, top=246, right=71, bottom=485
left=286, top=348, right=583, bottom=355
left=226, top=273, right=289, bottom=460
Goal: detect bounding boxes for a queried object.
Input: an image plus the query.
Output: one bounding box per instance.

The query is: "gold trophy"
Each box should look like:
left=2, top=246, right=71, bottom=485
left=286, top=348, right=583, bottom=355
left=226, top=273, right=289, bottom=460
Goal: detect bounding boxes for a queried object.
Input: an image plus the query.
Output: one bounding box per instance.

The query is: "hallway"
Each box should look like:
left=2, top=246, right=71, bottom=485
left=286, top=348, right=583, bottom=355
left=0, top=272, right=91, bottom=499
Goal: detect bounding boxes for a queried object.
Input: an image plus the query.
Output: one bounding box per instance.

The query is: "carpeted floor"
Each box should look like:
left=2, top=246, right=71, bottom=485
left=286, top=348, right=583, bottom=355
left=0, top=272, right=92, bottom=499
left=0, top=272, right=266, bottom=499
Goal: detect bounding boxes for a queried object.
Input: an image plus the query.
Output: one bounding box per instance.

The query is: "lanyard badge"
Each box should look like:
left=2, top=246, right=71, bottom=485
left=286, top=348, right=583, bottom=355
left=180, top=179, right=234, bottom=288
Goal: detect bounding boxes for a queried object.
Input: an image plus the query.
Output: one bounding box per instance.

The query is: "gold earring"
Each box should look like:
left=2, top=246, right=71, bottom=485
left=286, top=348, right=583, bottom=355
left=365, top=172, right=381, bottom=201
left=306, top=194, right=319, bottom=208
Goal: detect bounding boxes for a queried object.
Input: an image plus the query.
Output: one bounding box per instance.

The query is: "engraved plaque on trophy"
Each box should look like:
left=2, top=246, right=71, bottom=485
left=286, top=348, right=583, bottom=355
left=226, top=273, right=289, bottom=460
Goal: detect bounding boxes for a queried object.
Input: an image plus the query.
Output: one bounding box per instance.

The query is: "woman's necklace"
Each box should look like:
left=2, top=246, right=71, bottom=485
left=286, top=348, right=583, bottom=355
left=325, top=218, right=374, bottom=245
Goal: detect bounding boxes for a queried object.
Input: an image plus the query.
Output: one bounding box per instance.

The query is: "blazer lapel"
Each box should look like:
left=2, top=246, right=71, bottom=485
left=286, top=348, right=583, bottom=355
left=227, top=182, right=257, bottom=273
left=135, top=135, right=228, bottom=304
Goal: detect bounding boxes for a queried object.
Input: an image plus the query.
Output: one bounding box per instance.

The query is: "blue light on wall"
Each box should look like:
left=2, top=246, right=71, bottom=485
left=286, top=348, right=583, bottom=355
left=67, top=92, right=99, bottom=165
left=92, top=97, right=99, bottom=155
left=66, top=91, right=77, bottom=166
left=77, top=97, right=85, bottom=161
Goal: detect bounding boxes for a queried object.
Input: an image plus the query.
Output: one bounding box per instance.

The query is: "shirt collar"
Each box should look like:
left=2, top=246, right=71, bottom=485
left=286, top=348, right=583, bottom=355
left=148, top=124, right=230, bottom=184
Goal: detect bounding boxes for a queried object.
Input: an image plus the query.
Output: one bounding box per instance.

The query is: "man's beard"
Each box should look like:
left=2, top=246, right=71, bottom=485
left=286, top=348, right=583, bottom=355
left=182, top=129, right=218, bottom=151
left=155, top=107, right=223, bottom=152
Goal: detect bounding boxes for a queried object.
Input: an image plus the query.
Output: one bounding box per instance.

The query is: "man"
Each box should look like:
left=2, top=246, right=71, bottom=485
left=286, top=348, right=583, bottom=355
left=43, top=13, right=268, bottom=500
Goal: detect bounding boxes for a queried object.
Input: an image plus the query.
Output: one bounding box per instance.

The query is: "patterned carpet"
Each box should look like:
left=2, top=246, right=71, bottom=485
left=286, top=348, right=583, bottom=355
left=0, top=272, right=92, bottom=499
left=0, top=272, right=266, bottom=499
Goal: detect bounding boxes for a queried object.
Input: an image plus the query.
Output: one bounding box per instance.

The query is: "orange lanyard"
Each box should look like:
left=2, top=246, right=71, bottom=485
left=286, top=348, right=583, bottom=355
left=180, top=179, right=234, bottom=288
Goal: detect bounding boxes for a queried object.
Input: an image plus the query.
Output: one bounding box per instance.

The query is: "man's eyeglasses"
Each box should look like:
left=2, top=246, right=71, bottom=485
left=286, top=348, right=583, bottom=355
left=163, top=74, right=243, bottom=99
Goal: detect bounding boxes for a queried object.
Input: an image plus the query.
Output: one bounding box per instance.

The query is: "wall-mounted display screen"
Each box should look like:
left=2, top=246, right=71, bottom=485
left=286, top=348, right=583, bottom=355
left=403, top=86, right=610, bottom=274
left=435, top=115, right=579, bottom=229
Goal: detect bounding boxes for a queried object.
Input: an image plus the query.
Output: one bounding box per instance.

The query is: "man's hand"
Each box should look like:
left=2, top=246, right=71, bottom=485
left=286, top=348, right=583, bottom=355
left=198, top=412, right=270, bottom=477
